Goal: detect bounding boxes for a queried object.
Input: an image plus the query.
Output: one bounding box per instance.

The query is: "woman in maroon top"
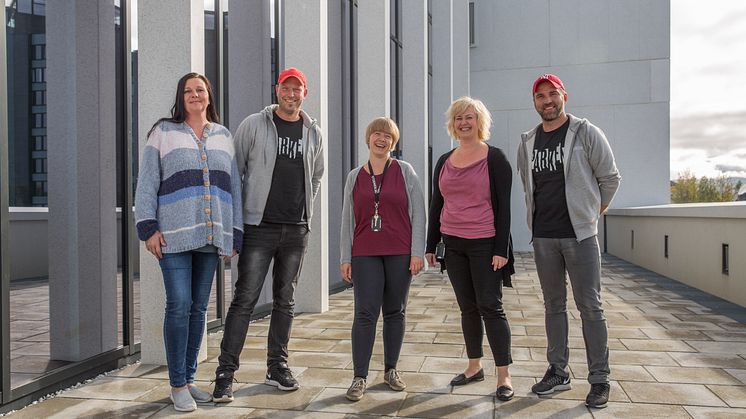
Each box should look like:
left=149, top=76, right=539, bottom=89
left=340, top=117, right=426, bottom=401
left=425, top=97, right=516, bottom=401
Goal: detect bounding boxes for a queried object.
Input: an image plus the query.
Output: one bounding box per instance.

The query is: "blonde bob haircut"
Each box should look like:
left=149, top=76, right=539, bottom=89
left=365, top=117, right=401, bottom=150
left=446, top=96, right=492, bottom=141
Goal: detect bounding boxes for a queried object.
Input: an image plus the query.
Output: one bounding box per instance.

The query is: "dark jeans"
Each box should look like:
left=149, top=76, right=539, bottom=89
left=532, top=236, right=610, bottom=384
left=350, top=255, right=412, bottom=378
left=217, top=222, right=309, bottom=376
left=443, top=234, right=512, bottom=366
left=159, top=251, right=219, bottom=388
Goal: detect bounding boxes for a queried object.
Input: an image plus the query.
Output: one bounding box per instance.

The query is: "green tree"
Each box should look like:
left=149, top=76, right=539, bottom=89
left=712, top=175, right=738, bottom=201
left=671, top=171, right=737, bottom=203
left=671, top=171, right=698, bottom=203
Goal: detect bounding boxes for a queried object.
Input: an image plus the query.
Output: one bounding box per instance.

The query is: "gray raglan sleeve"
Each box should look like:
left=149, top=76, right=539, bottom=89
left=405, top=164, right=427, bottom=259
left=586, top=123, right=621, bottom=206
left=339, top=170, right=357, bottom=265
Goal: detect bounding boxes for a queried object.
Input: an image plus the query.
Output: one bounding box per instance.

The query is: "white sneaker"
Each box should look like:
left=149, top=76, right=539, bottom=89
left=170, top=387, right=197, bottom=412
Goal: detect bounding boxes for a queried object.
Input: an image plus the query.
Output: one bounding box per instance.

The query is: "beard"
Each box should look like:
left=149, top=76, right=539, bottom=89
left=538, top=102, right=563, bottom=121
left=536, top=103, right=565, bottom=122
left=278, top=98, right=300, bottom=115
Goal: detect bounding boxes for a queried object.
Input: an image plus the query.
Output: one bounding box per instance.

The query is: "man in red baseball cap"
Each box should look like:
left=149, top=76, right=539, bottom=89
left=517, top=74, right=620, bottom=409
left=213, top=67, right=324, bottom=401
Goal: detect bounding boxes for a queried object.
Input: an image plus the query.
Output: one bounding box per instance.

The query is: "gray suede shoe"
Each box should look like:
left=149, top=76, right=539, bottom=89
left=170, top=387, right=197, bottom=412
left=188, top=384, right=213, bottom=403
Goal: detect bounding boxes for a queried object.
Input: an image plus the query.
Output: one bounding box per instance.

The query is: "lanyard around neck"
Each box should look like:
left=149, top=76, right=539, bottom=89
left=367, top=159, right=391, bottom=206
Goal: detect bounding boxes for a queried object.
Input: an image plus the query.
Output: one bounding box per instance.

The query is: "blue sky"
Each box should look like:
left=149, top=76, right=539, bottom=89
left=670, top=1, right=746, bottom=179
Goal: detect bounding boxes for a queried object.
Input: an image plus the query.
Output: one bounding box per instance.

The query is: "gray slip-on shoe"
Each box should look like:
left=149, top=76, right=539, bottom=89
left=188, top=384, right=213, bottom=403
left=170, top=388, right=197, bottom=412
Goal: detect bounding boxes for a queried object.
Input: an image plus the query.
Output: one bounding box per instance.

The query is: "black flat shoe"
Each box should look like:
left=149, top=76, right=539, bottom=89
left=496, top=385, right=514, bottom=401
left=450, top=369, right=485, bottom=386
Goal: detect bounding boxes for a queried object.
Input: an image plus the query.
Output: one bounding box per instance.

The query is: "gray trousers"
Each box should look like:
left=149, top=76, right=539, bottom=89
left=532, top=236, right=610, bottom=384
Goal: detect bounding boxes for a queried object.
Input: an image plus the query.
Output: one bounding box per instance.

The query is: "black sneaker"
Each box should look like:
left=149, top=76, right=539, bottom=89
left=212, top=372, right=235, bottom=403
left=531, top=366, right=571, bottom=395
left=265, top=363, right=299, bottom=391
left=585, top=383, right=610, bottom=408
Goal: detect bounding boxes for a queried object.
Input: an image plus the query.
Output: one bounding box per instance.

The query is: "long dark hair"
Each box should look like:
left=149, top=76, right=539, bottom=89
left=147, top=72, right=220, bottom=138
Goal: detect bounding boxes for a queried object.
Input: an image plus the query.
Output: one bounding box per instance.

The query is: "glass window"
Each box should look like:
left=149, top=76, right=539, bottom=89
left=17, top=0, right=31, bottom=14
left=469, top=1, right=475, bottom=47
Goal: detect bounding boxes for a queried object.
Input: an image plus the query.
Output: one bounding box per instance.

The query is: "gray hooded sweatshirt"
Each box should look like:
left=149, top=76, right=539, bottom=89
left=233, top=105, right=324, bottom=226
left=517, top=114, right=621, bottom=242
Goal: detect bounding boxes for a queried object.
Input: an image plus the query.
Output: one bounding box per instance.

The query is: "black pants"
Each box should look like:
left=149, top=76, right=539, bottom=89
left=216, top=223, right=309, bottom=376
left=443, top=234, right=512, bottom=366
left=350, top=255, right=412, bottom=378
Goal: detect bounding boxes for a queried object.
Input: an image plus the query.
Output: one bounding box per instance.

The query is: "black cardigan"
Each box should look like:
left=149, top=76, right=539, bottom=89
left=426, top=146, right=515, bottom=287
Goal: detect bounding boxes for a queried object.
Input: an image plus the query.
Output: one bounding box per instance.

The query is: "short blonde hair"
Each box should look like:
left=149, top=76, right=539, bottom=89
left=445, top=96, right=492, bottom=141
left=365, top=117, right=401, bottom=150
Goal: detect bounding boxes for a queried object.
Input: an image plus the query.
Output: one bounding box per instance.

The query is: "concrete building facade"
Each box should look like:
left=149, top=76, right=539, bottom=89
left=469, top=0, right=671, bottom=249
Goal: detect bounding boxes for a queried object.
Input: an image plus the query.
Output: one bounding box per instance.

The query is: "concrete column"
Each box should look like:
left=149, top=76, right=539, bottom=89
left=324, top=0, right=346, bottom=288
left=46, top=0, right=118, bottom=362
left=401, top=0, right=429, bottom=198
left=282, top=0, right=329, bottom=313
left=138, top=0, right=206, bottom=365
left=431, top=0, right=471, bottom=161
left=227, top=0, right=272, bottom=132
left=452, top=0, right=470, bottom=100
left=356, top=0, right=390, bottom=165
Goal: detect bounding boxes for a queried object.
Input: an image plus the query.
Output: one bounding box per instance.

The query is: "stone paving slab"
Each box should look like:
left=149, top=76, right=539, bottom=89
left=7, top=253, right=746, bottom=418
left=6, top=398, right=166, bottom=418
left=684, top=406, right=746, bottom=418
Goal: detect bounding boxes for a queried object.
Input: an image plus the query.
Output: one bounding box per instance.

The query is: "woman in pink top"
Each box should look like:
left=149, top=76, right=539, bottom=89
left=425, top=97, right=515, bottom=401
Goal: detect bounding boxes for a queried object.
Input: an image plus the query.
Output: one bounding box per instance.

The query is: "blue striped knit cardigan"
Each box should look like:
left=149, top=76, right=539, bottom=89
left=134, top=121, right=243, bottom=256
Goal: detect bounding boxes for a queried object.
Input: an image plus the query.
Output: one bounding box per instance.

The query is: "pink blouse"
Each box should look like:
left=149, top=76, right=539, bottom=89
left=438, top=157, right=495, bottom=239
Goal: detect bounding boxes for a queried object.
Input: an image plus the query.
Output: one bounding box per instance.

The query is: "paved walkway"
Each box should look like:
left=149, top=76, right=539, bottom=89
left=6, top=253, right=746, bottom=418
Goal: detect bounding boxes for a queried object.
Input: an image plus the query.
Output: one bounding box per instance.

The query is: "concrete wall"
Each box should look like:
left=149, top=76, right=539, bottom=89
left=470, top=0, right=671, bottom=250
left=606, top=203, right=746, bottom=308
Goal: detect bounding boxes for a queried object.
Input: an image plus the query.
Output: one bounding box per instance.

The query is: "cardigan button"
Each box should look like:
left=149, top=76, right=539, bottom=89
left=201, top=153, right=207, bottom=160
left=204, top=180, right=210, bottom=187
left=204, top=195, right=210, bottom=201
left=202, top=167, right=209, bottom=173
left=207, top=235, right=213, bottom=241
left=204, top=208, right=211, bottom=214
left=206, top=221, right=213, bottom=227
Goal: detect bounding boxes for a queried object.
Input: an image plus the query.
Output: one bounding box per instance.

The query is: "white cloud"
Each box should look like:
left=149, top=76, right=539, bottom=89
left=671, top=1, right=746, bottom=178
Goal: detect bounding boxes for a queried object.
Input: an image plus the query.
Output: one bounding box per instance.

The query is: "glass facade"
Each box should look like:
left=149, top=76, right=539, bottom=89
left=6, top=0, right=45, bottom=207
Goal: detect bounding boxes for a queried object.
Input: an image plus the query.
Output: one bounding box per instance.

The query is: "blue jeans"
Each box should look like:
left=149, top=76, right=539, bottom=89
left=159, top=251, right=219, bottom=388
left=217, top=222, right=309, bottom=376
left=532, top=236, right=610, bottom=384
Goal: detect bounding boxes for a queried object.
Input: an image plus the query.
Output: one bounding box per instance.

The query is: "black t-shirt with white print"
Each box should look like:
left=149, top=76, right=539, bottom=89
left=262, top=111, right=307, bottom=224
left=531, top=118, right=576, bottom=238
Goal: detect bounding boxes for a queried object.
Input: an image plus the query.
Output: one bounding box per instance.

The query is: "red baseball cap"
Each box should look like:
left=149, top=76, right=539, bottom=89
left=277, top=67, right=307, bottom=89
left=532, top=74, right=565, bottom=94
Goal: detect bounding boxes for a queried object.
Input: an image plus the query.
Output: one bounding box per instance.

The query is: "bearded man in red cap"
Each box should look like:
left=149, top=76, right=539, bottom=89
left=213, top=68, right=324, bottom=401
left=517, top=74, right=620, bottom=409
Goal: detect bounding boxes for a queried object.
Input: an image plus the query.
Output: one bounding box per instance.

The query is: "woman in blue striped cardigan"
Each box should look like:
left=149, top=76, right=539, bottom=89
left=134, top=73, right=243, bottom=412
